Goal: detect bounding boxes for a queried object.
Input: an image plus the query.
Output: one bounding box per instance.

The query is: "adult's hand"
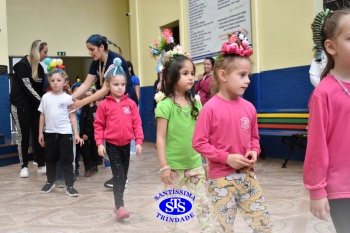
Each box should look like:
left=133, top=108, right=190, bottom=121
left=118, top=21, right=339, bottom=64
left=68, top=99, right=85, bottom=111
left=197, top=74, right=204, bottom=81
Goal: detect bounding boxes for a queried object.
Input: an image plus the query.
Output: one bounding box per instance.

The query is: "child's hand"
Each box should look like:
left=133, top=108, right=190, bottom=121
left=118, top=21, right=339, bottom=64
left=38, top=133, right=45, bottom=147
left=98, top=144, right=106, bottom=158
left=244, top=150, right=258, bottom=168
left=310, top=197, right=330, bottom=220
left=74, top=135, right=84, bottom=146
left=226, top=153, right=251, bottom=170
left=160, top=168, right=172, bottom=185
left=136, top=144, right=142, bottom=155
left=83, top=134, right=88, bottom=140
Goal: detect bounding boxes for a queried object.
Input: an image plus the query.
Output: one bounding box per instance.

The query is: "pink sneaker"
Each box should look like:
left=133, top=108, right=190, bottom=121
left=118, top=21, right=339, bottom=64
left=114, top=206, right=129, bottom=220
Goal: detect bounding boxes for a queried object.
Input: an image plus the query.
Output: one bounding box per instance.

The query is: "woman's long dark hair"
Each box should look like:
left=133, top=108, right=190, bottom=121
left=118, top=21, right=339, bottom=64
left=86, top=34, right=122, bottom=55
left=161, top=55, right=199, bottom=120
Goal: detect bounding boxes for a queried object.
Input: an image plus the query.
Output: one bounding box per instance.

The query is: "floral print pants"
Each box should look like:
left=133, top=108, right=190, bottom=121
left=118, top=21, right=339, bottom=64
left=163, top=166, right=212, bottom=233
left=209, top=170, right=272, bottom=233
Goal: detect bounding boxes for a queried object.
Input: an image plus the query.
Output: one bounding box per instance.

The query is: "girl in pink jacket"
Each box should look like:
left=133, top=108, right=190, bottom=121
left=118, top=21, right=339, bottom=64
left=304, top=9, right=350, bottom=232
left=94, top=58, right=144, bottom=221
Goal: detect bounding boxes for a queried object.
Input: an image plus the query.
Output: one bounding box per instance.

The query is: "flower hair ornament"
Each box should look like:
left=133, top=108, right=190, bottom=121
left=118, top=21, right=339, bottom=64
left=149, top=28, right=191, bottom=68
left=311, top=9, right=332, bottom=62
left=104, top=58, right=126, bottom=78
left=219, top=29, right=253, bottom=58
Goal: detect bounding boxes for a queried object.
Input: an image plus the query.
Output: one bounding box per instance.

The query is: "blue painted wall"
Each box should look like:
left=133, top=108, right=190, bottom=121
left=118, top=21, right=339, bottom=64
left=244, top=65, right=314, bottom=110
left=0, top=75, right=11, bottom=139
left=139, top=86, right=157, bottom=142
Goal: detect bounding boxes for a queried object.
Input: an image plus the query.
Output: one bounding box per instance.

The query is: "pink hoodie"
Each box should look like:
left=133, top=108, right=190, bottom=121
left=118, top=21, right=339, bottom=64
left=193, top=95, right=260, bottom=179
left=303, top=74, right=350, bottom=200
left=94, top=94, right=144, bottom=146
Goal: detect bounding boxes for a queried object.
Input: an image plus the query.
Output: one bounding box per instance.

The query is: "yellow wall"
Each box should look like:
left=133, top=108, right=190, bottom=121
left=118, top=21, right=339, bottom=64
left=0, top=0, right=9, bottom=68
left=4, top=0, right=324, bottom=85
left=128, top=0, right=180, bottom=86
left=255, top=0, right=318, bottom=71
left=6, top=0, right=131, bottom=60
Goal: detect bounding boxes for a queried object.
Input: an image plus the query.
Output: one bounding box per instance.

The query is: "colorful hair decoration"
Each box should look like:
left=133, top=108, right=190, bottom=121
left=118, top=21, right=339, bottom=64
left=156, top=60, right=163, bottom=73
left=149, top=28, right=191, bottom=70
left=104, top=58, right=126, bottom=78
left=149, top=28, right=175, bottom=59
left=43, top=57, right=65, bottom=71
left=311, top=9, right=332, bottom=62
left=220, top=29, right=253, bottom=57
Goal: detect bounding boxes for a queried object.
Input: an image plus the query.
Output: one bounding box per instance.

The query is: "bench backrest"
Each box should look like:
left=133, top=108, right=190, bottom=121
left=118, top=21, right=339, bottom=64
left=257, top=113, right=309, bottom=131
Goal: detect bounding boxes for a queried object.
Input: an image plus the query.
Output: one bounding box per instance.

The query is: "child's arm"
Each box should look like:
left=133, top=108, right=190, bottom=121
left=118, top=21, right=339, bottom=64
left=38, top=112, right=45, bottom=147
left=156, top=118, right=172, bottom=185
left=69, top=112, right=84, bottom=146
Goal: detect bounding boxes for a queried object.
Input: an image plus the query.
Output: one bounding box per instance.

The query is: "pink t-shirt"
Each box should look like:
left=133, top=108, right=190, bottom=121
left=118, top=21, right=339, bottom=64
left=303, top=74, right=350, bottom=200
left=192, top=94, right=260, bottom=179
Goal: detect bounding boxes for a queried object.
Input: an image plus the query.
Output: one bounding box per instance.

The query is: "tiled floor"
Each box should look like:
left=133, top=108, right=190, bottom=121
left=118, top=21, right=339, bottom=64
left=0, top=142, right=335, bottom=233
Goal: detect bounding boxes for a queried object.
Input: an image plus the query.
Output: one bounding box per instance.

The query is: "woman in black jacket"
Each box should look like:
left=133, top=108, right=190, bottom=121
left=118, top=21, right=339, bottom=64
left=10, top=40, right=48, bottom=178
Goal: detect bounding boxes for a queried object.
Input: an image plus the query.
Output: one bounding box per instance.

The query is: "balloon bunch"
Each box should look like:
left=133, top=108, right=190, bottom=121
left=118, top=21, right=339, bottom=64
left=43, top=58, right=65, bottom=71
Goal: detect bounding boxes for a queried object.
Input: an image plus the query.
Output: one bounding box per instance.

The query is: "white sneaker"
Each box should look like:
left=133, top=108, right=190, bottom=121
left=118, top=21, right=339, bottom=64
left=20, top=167, right=29, bottom=178
left=37, top=166, right=46, bottom=174
left=33, top=161, right=38, bottom=166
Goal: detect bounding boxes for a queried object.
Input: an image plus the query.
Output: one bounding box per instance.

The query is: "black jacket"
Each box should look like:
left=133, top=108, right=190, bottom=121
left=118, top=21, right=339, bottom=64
left=10, top=56, right=44, bottom=110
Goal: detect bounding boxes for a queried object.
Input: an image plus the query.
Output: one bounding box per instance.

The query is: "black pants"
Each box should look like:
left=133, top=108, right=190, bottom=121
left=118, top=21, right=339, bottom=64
left=329, top=198, right=350, bottom=233
left=45, top=133, right=74, bottom=187
left=10, top=105, right=45, bottom=168
left=106, top=142, right=130, bottom=209
left=81, top=137, right=99, bottom=171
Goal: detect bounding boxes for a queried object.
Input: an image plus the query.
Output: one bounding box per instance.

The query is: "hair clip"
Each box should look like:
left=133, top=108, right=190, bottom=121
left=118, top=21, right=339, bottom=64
left=312, top=8, right=332, bottom=62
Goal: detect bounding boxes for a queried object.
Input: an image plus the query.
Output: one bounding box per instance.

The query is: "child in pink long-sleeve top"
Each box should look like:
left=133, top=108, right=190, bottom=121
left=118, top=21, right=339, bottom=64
left=303, top=9, right=350, bottom=232
left=94, top=58, right=144, bottom=221
left=192, top=29, right=272, bottom=233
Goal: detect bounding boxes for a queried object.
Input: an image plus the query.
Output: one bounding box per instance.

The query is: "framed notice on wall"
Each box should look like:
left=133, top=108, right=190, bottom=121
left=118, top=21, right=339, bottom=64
left=188, top=0, right=251, bottom=63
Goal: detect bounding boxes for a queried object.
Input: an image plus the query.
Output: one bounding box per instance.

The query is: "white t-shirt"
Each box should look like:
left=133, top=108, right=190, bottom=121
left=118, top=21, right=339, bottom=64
left=38, top=92, right=73, bottom=134
left=309, top=51, right=327, bottom=87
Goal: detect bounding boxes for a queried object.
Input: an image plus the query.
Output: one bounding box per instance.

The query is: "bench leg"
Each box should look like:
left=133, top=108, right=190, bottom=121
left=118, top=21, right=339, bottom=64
left=281, top=137, right=296, bottom=168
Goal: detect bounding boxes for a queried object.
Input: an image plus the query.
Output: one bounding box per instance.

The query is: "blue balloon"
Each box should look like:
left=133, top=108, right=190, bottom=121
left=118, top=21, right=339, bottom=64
left=44, top=58, right=52, bottom=65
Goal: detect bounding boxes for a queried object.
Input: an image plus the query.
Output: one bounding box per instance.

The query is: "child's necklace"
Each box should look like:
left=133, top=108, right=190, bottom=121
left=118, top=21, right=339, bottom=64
left=181, top=107, right=190, bottom=117
left=331, top=70, right=350, bottom=97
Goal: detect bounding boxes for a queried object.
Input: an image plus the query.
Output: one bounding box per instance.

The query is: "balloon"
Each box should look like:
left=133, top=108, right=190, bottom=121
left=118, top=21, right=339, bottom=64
left=57, top=65, right=65, bottom=69
left=50, top=61, right=57, bottom=68
left=47, top=66, right=52, bottom=71
left=44, top=58, right=52, bottom=65
left=56, top=59, right=63, bottom=66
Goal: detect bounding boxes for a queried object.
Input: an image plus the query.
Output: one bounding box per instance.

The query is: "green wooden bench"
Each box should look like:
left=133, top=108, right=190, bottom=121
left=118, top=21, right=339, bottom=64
left=257, top=109, right=308, bottom=168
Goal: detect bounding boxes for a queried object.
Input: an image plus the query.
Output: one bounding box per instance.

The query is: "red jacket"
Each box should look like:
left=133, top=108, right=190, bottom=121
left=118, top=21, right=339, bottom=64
left=194, top=74, right=212, bottom=105
left=94, top=94, right=144, bottom=146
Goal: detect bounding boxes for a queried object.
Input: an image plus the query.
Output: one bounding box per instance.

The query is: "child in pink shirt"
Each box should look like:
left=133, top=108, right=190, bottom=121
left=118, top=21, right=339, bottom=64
left=193, top=29, right=272, bottom=233
left=94, top=58, right=144, bottom=221
left=303, top=9, right=350, bottom=232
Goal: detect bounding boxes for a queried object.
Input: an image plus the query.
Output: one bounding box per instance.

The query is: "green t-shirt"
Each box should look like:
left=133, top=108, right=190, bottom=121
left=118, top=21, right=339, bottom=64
left=156, top=97, right=202, bottom=170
